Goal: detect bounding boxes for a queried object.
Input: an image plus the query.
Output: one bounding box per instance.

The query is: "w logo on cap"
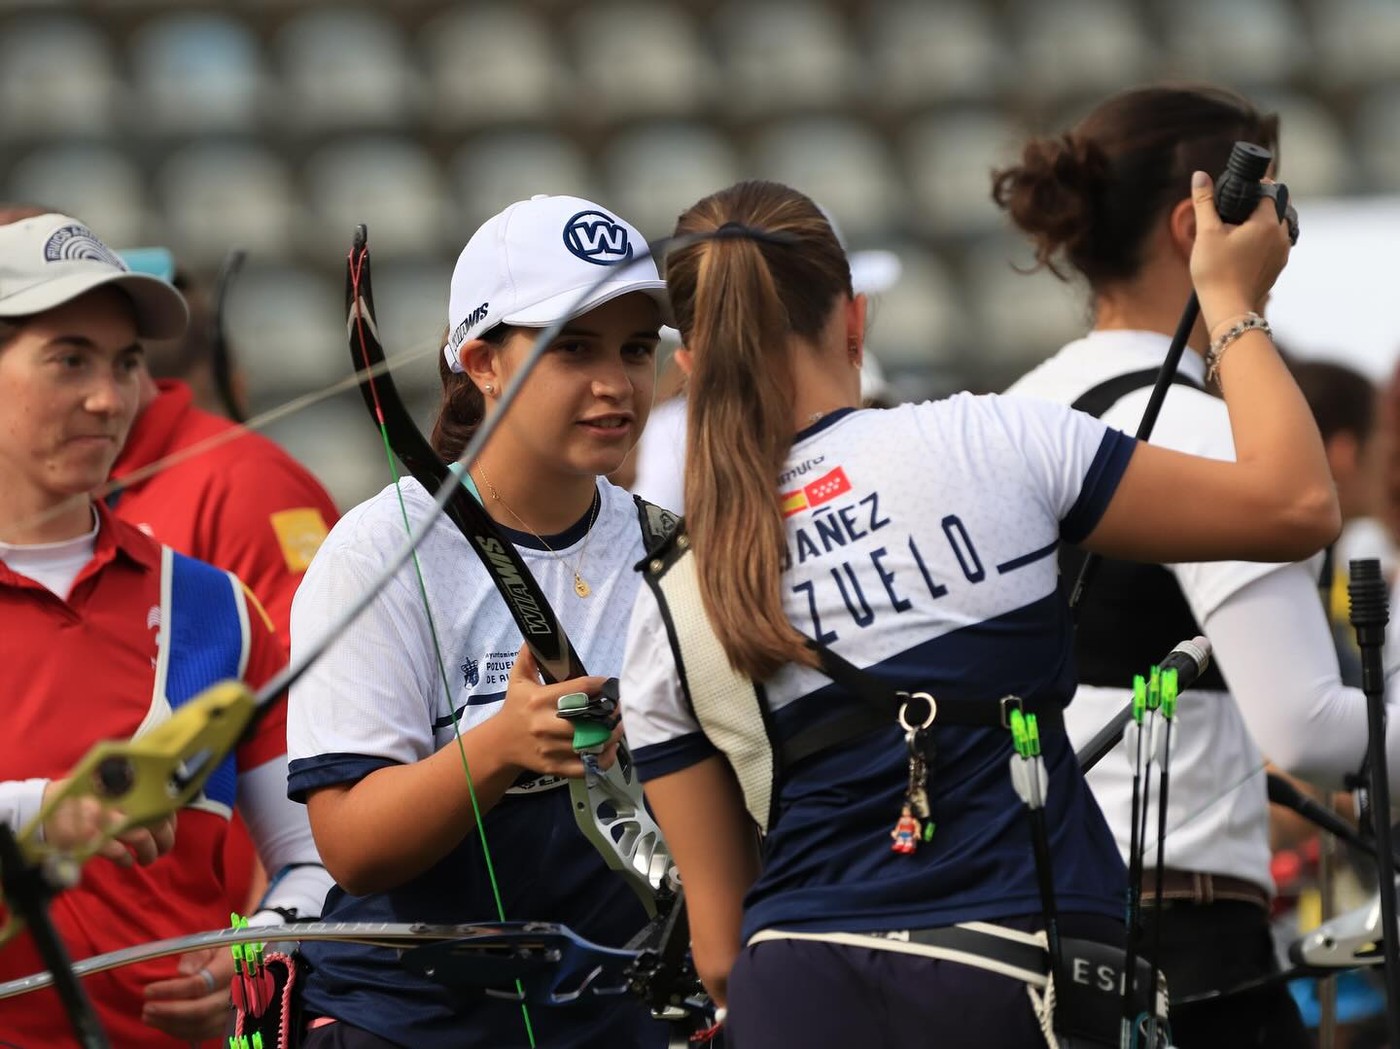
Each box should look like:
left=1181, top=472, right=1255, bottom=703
left=42, top=225, right=127, bottom=270
left=563, top=211, right=633, bottom=266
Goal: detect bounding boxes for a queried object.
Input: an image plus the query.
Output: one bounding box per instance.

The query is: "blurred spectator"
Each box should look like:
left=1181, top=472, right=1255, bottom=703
left=1292, top=360, right=1384, bottom=534
left=109, top=244, right=340, bottom=917
left=111, top=247, right=339, bottom=631
left=145, top=250, right=249, bottom=422
left=1290, top=360, right=1385, bottom=672
left=1379, top=358, right=1400, bottom=549
left=1271, top=359, right=1387, bottom=1047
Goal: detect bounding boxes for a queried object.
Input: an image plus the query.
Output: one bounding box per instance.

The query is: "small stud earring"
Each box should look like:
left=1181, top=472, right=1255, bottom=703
left=484, top=383, right=494, bottom=394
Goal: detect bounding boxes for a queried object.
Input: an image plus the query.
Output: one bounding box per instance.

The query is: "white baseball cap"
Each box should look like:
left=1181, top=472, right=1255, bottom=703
left=0, top=213, right=187, bottom=338
left=444, top=194, right=672, bottom=372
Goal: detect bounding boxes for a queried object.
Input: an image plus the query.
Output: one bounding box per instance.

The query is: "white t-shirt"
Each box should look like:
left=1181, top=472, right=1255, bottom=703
left=0, top=510, right=98, bottom=599
left=1006, top=329, right=1288, bottom=891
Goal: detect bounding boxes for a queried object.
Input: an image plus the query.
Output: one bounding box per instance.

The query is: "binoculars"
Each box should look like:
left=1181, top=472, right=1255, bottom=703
left=1215, top=141, right=1300, bottom=245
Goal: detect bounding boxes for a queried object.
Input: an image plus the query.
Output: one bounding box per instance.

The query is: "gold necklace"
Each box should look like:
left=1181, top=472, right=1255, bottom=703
left=475, top=462, right=599, bottom=598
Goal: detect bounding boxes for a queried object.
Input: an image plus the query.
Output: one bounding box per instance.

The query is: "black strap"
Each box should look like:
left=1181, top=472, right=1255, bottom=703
left=1070, top=367, right=1205, bottom=417
left=783, top=642, right=1064, bottom=767
left=909, top=923, right=1050, bottom=977
left=1065, top=367, right=1227, bottom=693
left=809, top=642, right=1061, bottom=728
left=783, top=707, right=892, bottom=768
left=633, top=495, right=680, bottom=556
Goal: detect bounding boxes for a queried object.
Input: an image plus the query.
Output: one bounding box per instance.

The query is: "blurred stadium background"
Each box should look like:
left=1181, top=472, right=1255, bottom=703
left=3, top=0, right=1397, bottom=508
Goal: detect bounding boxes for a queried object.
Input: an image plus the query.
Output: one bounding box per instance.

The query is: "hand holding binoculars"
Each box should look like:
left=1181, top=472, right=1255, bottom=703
left=1214, top=141, right=1300, bottom=245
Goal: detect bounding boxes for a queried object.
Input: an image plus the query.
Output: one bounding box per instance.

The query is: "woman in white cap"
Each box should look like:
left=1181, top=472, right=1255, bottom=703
left=287, top=195, right=672, bottom=1048
left=0, top=211, right=332, bottom=1046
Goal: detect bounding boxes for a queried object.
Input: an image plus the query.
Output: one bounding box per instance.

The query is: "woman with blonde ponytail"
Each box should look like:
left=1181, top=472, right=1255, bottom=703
left=621, top=178, right=1335, bottom=1048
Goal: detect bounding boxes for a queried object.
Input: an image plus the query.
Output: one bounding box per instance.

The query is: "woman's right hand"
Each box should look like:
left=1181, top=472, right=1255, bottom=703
left=40, top=780, right=176, bottom=867
left=1188, top=169, right=1294, bottom=326
left=493, top=643, right=622, bottom=778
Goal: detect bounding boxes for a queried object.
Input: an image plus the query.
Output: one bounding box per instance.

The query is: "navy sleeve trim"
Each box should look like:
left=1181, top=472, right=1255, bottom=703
left=995, top=539, right=1059, bottom=575
left=287, top=753, right=401, bottom=803
left=634, top=732, right=719, bottom=782
left=1061, top=429, right=1137, bottom=545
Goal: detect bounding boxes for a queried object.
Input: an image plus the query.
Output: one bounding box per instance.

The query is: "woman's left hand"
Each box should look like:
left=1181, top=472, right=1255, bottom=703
left=141, top=946, right=235, bottom=1040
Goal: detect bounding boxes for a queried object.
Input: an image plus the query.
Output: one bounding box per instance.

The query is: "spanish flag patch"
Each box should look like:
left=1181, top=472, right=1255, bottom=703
left=269, top=508, right=330, bottom=572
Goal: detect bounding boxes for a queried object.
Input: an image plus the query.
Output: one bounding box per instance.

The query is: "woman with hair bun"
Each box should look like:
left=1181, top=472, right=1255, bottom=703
left=619, top=176, right=1334, bottom=1047
left=1000, top=83, right=1400, bottom=1047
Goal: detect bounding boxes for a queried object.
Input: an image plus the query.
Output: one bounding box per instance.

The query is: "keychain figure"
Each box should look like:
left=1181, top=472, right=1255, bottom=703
left=890, top=805, right=923, bottom=854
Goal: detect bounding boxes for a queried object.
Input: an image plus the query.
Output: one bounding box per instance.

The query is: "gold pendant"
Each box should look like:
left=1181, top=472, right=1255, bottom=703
left=574, top=574, right=591, bottom=598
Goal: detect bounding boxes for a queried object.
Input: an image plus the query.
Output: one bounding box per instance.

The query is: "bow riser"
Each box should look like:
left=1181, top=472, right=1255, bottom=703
left=1292, top=891, right=1391, bottom=970
left=569, top=762, right=672, bottom=916
left=0, top=921, right=635, bottom=1004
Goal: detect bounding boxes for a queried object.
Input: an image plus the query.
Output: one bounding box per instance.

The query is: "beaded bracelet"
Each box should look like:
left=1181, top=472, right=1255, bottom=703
left=1206, top=311, right=1271, bottom=384
left=1207, top=312, right=1257, bottom=341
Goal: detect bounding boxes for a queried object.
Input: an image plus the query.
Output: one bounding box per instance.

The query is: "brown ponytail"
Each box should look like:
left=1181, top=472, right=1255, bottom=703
left=667, top=180, right=852, bottom=681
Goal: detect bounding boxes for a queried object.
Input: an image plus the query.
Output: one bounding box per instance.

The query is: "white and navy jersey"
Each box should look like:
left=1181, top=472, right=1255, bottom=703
left=1007, top=329, right=1286, bottom=891
left=624, top=395, right=1136, bottom=942
left=287, top=477, right=666, bottom=1049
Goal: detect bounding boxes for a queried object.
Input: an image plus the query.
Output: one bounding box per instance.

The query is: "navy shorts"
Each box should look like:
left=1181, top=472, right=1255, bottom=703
left=725, top=915, right=1123, bottom=1049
